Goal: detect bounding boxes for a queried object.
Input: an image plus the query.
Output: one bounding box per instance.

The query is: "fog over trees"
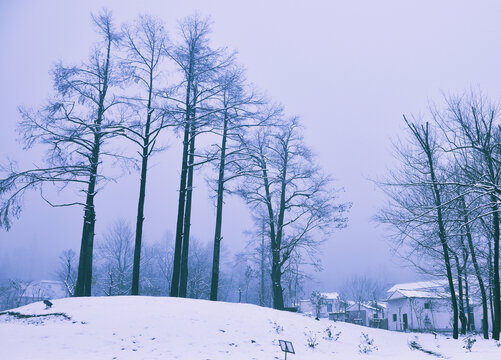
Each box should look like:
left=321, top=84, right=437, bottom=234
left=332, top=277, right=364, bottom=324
left=0, top=10, right=349, bottom=311
left=1, top=2, right=501, bottom=346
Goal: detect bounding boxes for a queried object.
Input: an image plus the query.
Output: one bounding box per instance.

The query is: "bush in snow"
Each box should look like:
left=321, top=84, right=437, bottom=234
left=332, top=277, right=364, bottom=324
left=324, top=325, right=332, bottom=339
left=306, top=332, right=318, bottom=348
left=462, top=336, right=476, bottom=352
left=358, top=332, right=378, bottom=354
left=271, top=321, right=283, bottom=334
left=324, top=325, right=341, bottom=341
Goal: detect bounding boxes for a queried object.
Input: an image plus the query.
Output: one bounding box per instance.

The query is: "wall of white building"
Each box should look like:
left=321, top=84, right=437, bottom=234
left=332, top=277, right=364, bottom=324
left=298, top=298, right=345, bottom=318
left=387, top=297, right=485, bottom=332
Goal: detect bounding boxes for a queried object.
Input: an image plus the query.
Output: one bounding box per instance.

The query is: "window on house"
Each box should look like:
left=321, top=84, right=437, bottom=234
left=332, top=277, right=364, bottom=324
left=392, top=314, right=397, bottom=322
left=424, top=302, right=431, bottom=309
left=327, top=304, right=332, bottom=312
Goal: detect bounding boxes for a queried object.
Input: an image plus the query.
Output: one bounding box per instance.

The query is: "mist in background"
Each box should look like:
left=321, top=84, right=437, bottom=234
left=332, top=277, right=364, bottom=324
left=1, top=0, right=501, bottom=294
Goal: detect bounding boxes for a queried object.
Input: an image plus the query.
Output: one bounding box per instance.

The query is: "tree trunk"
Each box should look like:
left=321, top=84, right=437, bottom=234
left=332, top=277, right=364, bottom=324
left=454, top=253, right=467, bottom=335
left=75, top=207, right=90, bottom=297
left=489, top=238, right=496, bottom=333
left=74, top=34, right=111, bottom=298
left=259, top=219, right=266, bottom=307
left=270, top=137, right=289, bottom=311
left=170, top=88, right=193, bottom=297
left=468, top=226, right=490, bottom=338
left=464, top=270, right=472, bottom=332
left=131, top=142, right=149, bottom=295
left=490, top=195, right=501, bottom=340
left=429, top=168, right=459, bottom=339
left=210, top=110, right=228, bottom=301
left=271, top=260, right=284, bottom=310
left=179, top=119, right=196, bottom=298
left=131, top=69, right=154, bottom=296
left=75, top=149, right=99, bottom=297
left=260, top=158, right=281, bottom=309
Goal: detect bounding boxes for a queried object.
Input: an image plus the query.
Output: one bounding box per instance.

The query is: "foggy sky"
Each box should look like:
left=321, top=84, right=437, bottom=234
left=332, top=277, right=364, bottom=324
left=1, top=0, right=501, bottom=292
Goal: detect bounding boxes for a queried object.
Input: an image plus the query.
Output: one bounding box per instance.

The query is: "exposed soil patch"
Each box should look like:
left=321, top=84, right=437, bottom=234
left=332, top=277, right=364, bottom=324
left=409, top=340, right=444, bottom=358
left=0, top=311, right=72, bottom=325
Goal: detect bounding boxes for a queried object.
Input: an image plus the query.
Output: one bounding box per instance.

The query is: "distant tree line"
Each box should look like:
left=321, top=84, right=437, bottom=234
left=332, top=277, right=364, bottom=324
left=0, top=10, right=349, bottom=311
left=377, top=90, right=501, bottom=340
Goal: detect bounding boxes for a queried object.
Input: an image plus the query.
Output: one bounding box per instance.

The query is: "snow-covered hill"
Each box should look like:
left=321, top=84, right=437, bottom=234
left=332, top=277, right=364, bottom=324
left=0, top=296, right=500, bottom=359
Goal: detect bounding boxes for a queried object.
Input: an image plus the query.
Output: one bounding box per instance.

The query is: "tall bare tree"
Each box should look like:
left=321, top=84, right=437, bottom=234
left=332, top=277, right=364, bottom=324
left=120, top=15, right=171, bottom=295
left=166, top=14, right=233, bottom=297
left=206, top=67, right=268, bottom=301
left=378, top=117, right=461, bottom=338
left=0, top=10, right=124, bottom=297
left=238, top=119, right=350, bottom=309
left=435, top=92, right=501, bottom=339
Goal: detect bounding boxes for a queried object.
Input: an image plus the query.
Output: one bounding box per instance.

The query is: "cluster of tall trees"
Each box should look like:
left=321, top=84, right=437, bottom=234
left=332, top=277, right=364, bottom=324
left=377, top=90, right=501, bottom=340
left=0, top=10, right=349, bottom=310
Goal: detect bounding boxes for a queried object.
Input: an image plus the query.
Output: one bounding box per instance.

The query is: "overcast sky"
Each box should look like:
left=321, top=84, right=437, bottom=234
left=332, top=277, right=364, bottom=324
left=1, top=1, right=501, bottom=292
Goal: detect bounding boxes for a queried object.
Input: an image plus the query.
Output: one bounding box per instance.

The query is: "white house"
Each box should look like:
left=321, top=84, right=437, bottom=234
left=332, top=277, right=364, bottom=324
left=298, top=292, right=345, bottom=318
left=386, top=281, right=485, bottom=333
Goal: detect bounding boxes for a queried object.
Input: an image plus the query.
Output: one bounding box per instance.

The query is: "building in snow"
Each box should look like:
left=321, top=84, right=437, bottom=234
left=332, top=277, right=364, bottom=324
left=345, top=301, right=388, bottom=329
left=386, top=281, right=486, bottom=333
left=299, top=292, right=388, bottom=329
left=298, top=292, right=346, bottom=318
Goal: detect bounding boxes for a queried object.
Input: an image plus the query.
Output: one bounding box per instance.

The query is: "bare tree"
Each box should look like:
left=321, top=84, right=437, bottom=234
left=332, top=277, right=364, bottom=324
left=55, top=249, right=78, bottom=297
left=186, top=238, right=213, bottom=299
left=120, top=15, right=171, bottom=295
left=340, top=275, right=386, bottom=312
left=377, top=117, right=461, bottom=339
left=206, top=67, right=269, bottom=301
left=434, top=92, right=501, bottom=339
left=166, top=14, right=234, bottom=297
left=95, top=219, right=134, bottom=296
left=139, top=234, right=174, bottom=296
left=0, top=279, right=31, bottom=310
left=0, top=10, right=125, bottom=297
left=238, top=119, right=350, bottom=309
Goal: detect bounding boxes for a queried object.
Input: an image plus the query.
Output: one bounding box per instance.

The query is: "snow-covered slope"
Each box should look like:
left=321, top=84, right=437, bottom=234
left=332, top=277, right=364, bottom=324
left=0, top=296, right=499, bottom=359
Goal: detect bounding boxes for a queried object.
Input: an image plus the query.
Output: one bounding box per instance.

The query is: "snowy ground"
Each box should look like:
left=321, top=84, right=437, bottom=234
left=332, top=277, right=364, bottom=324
left=0, top=296, right=500, bottom=359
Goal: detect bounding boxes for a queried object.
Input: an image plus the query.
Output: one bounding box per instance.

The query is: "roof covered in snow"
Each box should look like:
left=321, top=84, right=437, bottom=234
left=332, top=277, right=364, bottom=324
left=386, top=280, right=450, bottom=301
left=347, top=303, right=376, bottom=312
left=320, top=292, right=339, bottom=300
left=386, top=280, right=447, bottom=294
left=347, top=301, right=387, bottom=312
left=387, top=289, right=449, bottom=301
